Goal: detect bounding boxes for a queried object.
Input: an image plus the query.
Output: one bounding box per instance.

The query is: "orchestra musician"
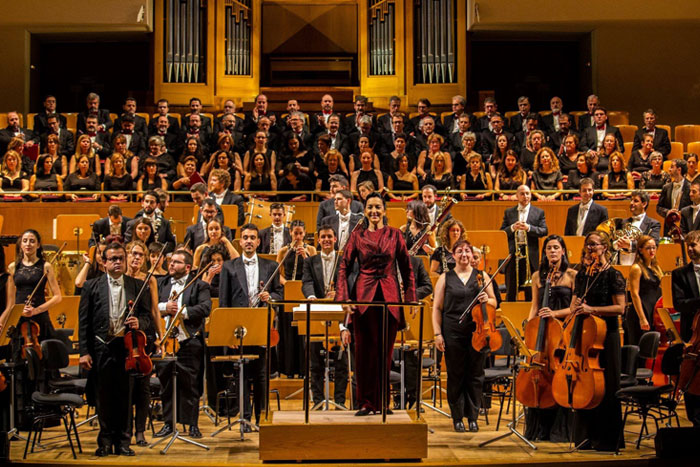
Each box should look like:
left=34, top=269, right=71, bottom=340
left=90, top=205, right=132, bottom=246
left=679, top=179, right=700, bottom=235
left=184, top=198, right=234, bottom=251
left=154, top=249, right=211, bottom=440
left=320, top=190, right=363, bottom=250
left=316, top=175, right=364, bottom=230
left=78, top=242, right=152, bottom=457
left=258, top=203, right=292, bottom=255
left=219, top=224, right=283, bottom=428
left=617, top=190, right=661, bottom=265
left=125, top=191, right=177, bottom=253
left=433, top=239, right=496, bottom=433
left=336, top=193, right=416, bottom=415
left=525, top=235, right=577, bottom=442
left=626, top=235, right=662, bottom=346
left=563, top=178, right=608, bottom=236
left=500, top=185, right=548, bottom=301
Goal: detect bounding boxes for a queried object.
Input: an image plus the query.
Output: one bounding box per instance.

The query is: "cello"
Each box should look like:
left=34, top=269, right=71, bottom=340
left=470, top=271, right=502, bottom=353
left=678, top=312, right=700, bottom=397
left=551, top=253, right=607, bottom=410
left=516, top=269, right=562, bottom=409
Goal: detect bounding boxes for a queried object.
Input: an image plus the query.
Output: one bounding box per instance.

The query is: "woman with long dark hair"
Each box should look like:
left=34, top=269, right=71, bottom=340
left=400, top=200, right=435, bottom=256
left=29, top=153, right=63, bottom=200
left=626, top=235, right=662, bottom=345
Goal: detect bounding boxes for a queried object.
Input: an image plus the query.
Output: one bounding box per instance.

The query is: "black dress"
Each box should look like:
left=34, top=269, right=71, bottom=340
left=497, top=171, right=526, bottom=191
left=463, top=172, right=491, bottom=199
left=441, top=269, right=485, bottom=422
left=606, top=171, right=629, bottom=190
left=278, top=248, right=307, bottom=377
left=596, top=155, right=611, bottom=173
left=356, top=169, right=380, bottom=189
left=572, top=267, right=626, bottom=451
left=13, top=258, right=54, bottom=342
left=525, top=284, right=573, bottom=442
left=628, top=151, right=653, bottom=174
left=103, top=174, right=134, bottom=192
left=1, top=174, right=26, bottom=191
left=424, top=172, right=453, bottom=190
left=390, top=173, right=415, bottom=194
left=641, top=171, right=670, bottom=190
left=431, top=246, right=455, bottom=274
left=403, top=227, right=429, bottom=256
left=65, top=172, right=99, bottom=192
left=625, top=265, right=661, bottom=346
left=558, top=154, right=579, bottom=174
left=248, top=173, right=273, bottom=191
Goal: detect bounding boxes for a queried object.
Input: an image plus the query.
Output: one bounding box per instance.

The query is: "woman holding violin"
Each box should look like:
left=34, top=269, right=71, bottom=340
left=568, top=231, right=626, bottom=452
left=433, top=239, right=497, bottom=433
left=523, top=235, right=577, bottom=442
left=626, top=235, right=662, bottom=345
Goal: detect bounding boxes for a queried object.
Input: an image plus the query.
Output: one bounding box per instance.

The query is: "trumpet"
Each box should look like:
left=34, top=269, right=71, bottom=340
left=515, top=229, right=532, bottom=291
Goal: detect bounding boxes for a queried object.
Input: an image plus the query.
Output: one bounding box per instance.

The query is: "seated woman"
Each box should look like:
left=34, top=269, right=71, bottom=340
left=685, top=152, right=699, bottom=184
left=628, top=133, right=655, bottom=180
left=64, top=154, right=100, bottom=201
left=102, top=153, right=134, bottom=202
left=351, top=151, right=384, bottom=193
left=460, top=152, right=493, bottom=201
left=430, top=218, right=467, bottom=274
left=145, top=135, right=177, bottom=182
left=172, top=155, right=201, bottom=201
left=348, top=135, right=380, bottom=173
left=453, top=132, right=481, bottom=183
left=640, top=151, right=670, bottom=191
left=277, top=163, right=314, bottom=202
left=110, top=134, right=138, bottom=179
left=136, top=157, right=168, bottom=196
left=244, top=130, right=277, bottom=177
left=357, top=180, right=375, bottom=205
left=531, top=147, right=563, bottom=201
left=29, top=153, right=63, bottom=201
left=43, top=133, right=68, bottom=180
left=417, top=133, right=452, bottom=184
left=1, top=150, right=29, bottom=199
left=400, top=200, right=435, bottom=255
left=602, top=151, right=634, bottom=199
left=244, top=151, right=277, bottom=196
left=315, top=149, right=349, bottom=193
left=424, top=152, right=454, bottom=190
left=382, top=133, right=416, bottom=175
left=494, top=150, right=527, bottom=201
left=386, top=154, right=419, bottom=202
left=177, top=136, right=206, bottom=177
left=590, top=133, right=619, bottom=175
left=489, top=134, right=511, bottom=180
left=201, top=134, right=241, bottom=178
left=566, top=152, right=598, bottom=192
left=193, top=218, right=239, bottom=268
left=277, top=132, right=313, bottom=180
left=558, top=134, right=581, bottom=176
left=70, top=134, right=101, bottom=178
left=208, top=149, right=242, bottom=191
left=520, top=130, right=546, bottom=173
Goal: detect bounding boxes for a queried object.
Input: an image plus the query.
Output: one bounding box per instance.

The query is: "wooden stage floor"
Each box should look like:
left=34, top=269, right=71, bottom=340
left=8, top=396, right=694, bottom=466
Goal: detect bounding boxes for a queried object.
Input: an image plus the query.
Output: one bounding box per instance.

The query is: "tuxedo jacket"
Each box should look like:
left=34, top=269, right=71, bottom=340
left=77, top=109, right=112, bottom=134
left=410, top=256, right=433, bottom=301
left=479, top=130, right=517, bottom=157
left=258, top=226, right=291, bottom=254
left=578, top=125, right=624, bottom=152
left=0, top=127, right=38, bottom=154
left=315, top=131, right=350, bottom=158
left=184, top=223, right=233, bottom=251
left=624, top=215, right=661, bottom=242
left=215, top=191, right=245, bottom=226
left=656, top=179, right=692, bottom=219
left=500, top=205, right=548, bottom=271
left=578, top=113, right=595, bottom=131
left=320, top=213, right=364, bottom=246
left=112, top=130, right=147, bottom=159
left=78, top=274, right=152, bottom=357
left=509, top=113, right=544, bottom=134
left=680, top=204, right=700, bottom=235
left=632, top=127, right=672, bottom=157
left=541, top=113, right=575, bottom=134
left=316, top=198, right=364, bottom=230
left=310, top=111, right=344, bottom=135
left=41, top=129, right=75, bottom=158
left=564, top=202, right=608, bottom=236
left=34, top=112, right=67, bottom=135
left=243, top=111, right=276, bottom=136
left=156, top=273, right=211, bottom=336
left=125, top=215, right=176, bottom=253
left=114, top=114, right=148, bottom=139
left=219, top=256, right=283, bottom=307
left=213, top=114, right=245, bottom=135
left=671, top=263, right=700, bottom=342
left=377, top=113, right=413, bottom=135
left=301, top=252, right=339, bottom=299
left=90, top=216, right=132, bottom=245
left=442, top=112, right=475, bottom=135
left=148, top=115, right=181, bottom=136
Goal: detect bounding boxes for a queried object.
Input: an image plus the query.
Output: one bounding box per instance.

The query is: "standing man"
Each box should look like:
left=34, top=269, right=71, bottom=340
left=680, top=179, right=700, bottom=235
left=125, top=191, right=177, bottom=253
left=617, top=190, right=661, bottom=265
left=632, top=109, right=671, bottom=157
left=579, top=106, right=624, bottom=152
left=184, top=198, right=233, bottom=250
left=500, top=185, right=548, bottom=301
left=657, top=159, right=691, bottom=235
left=79, top=242, right=152, bottom=456
left=207, top=169, right=245, bottom=226
left=258, top=203, right=292, bottom=254
left=316, top=175, right=364, bottom=230
left=564, top=178, right=608, bottom=236
left=154, top=250, right=211, bottom=439
left=90, top=205, right=132, bottom=246
left=320, top=190, right=364, bottom=251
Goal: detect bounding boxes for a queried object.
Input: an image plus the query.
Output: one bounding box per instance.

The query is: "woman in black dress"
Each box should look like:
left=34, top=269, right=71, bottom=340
left=192, top=218, right=239, bottom=268
left=70, top=134, right=101, bottom=178
left=29, top=154, right=63, bottom=201
left=558, top=134, right=582, bottom=176
left=520, top=130, right=546, bottom=173
left=433, top=239, right=497, bottom=432
left=531, top=147, right=563, bottom=201
left=386, top=154, right=419, bottom=202
left=244, top=152, right=277, bottom=194
left=315, top=148, right=349, bottom=192
left=626, top=235, right=662, bottom=345
left=65, top=154, right=100, bottom=201
left=685, top=152, right=700, bottom=184
left=640, top=151, right=670, bottom=190
left=383, top=133, right=416, bottom=175
left=566, top=152, right=598, bottom=192
left=351, top=151, right=384, bottom=193
left=592, top=133, right=619, bottom=175
left=602, top=152, right=634, bottom=199
left=490, top=134, right=511, bottom=179
left=453, top=132, right=481, bottom=182
left=136, top=157, right=168, bottom=195
left=424, top=152, right=454, bottom=190
left=494, top=150, right=527, bottom=201
left=460, top=153, right=493, bottom=201
left=570, top=231, right=626, bottom=452
left=628, top=133, right=655, bottom=179
left=102, top=153, right=134, bottom=202
left=244, top=131, right=277, bottom=178
left=208, top=149, right=243, bottom=190
left=417, top=133, right=451, bottom=184
left=525, top=235, right=577, bottom=442
left=1, top=149, right=29, bottom=195
left=400, top=200, right=435, bottom=256
left=430, top=218, right=467, bottom=274
left=177, top=136, right=206, bottom=176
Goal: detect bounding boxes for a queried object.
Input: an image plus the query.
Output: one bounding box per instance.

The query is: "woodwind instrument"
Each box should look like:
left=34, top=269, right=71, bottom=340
left=408, top=188, right=458, bottom=255
left=291, top=241, right=306, bottom=280
left=250, top=243, right=294, bottom=307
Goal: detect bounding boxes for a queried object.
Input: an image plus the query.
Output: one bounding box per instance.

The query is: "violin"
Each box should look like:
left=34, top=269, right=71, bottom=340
left=471, top=271, right=502, bottom=353
left=124, top=299, right=153, bottom=376
left=551, top=252, right=606, bottom=410
left=678, top=312, right=700, bottom=397
left=516, top=269, right=562, bottom=409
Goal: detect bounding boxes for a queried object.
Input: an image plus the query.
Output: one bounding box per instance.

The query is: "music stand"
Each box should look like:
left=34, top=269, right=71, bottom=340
left=54, top=214, right=99, bottom=254
left=479, top=315, right=536, bottom=450
left=1, top=304, right=29, bottom=441
left=466, top=230, right=509, bottom=276
left=207, top=307, right=267, bottom=440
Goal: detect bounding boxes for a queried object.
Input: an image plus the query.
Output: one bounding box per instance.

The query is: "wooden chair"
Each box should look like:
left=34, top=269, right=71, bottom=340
left=135, top=112, right=150, bottom=124
left=64, top=113, right=78, bottom=130
left=656, top=243, right=684, bottom=272
left=687, top=141, right=700, bottom=156
left=668, top=142, right=684, bottom=160
left=623, top=142, right=634, bottom=165
left=538, top=110, right=553, bottom=117
left=608, top=111, right=629, bottom=126
left=570, top=110, right=588, bottom=128
left=26, top=113, right=37, bottom=130
left=663, top=160, right=673, bottom=174
left=674, top=124, right=700, bottom=150
left=657, top=124, right=672, bottom=140
left=408, top=111, right=436, bottom=120
left=386, top=207, right=405, bottom=228
left=618, top=125, right=638, bottom=145
left=473, top=111, right=486, bottom=119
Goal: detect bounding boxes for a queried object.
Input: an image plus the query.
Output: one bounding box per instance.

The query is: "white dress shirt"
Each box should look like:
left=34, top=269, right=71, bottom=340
left=108, top=274, right=126, bottom=336
left=620, top=213, right=646, bottom=265
left=671, top=181, right=684, bottom=209
left=595, top=126, right=606, bottom=149
left=271, top=225, right=284, bottom=254
left=337, top=212, right=351, bottom=249
left=692, top=204, right=700, bottom=225
left=158, top=276, right=189, bottom=342
left=576, top=200, right=593, bottom=236
left=308, top=251, right=336, bottom=300
left=243, top=254, right=260, bottom=306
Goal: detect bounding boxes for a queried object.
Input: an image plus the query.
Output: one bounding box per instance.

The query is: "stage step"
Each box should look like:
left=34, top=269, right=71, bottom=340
left=259, top=410, right=428, bottom=461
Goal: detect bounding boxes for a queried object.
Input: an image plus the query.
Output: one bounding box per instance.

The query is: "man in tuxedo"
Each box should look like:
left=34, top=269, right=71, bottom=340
left=80, top=115, right=112, bottom=160
left=579, top=106, right=624, bottom=152
left=410, top=98, right=445, bottom=137
left=547, top=113, right=579, bottom=155
left=414, top=116, right=445, bottom=153
left=114, top=97, right=148, bottom=138
left=514, top=113, right=541, bottom=154
left=79, top=242, right=152, bottom=456
left=321, top=190, right=363, bottom=250
left=377, top=96, right=411, bottom=135
left=258, top=203, right=292, bottom=254
left=380, top=114, right=417, bottom=159
left=316, top=114, right=348, bottom=158
left=442, top=95, right=472, bottom=135
left=149, top=115, right=182, bottom=158
left=33, top=95, right=67, bottom=136
left=311, top=93, right=340, bottom=135
left=477, top=97, right=499, bottom=132
left=449, top=114, right=480, bottom=156
left=0, top=111, right=38, bottom=155
left=125, top=191, right=177, bottom=253
left=657, top=159, right=692, bottom=235
left=343, top=95, right=375, bottom=135
left=243, top=93, right=276, bottom=136
left=112, top=114, right=146, bottom=159
left=541, top=96, right=573, bottom=133
left=212, top=113, right=245, bottom=155
left=500, top=185, right=548, bottom=301
left=153, top=249, right=211, bottom=439
left=41, top=114, right=74, bottom=158
left=680, top=180, right=700, bottom=235
left=631, top=109, right=672, bottom=157
left=187, top=97, right=212, bottom=133
left=564, top=179, right=608, bottom=236
left=671, top=230, right=700, bottom=427
left=148, top=99, right=180, bottom=136
left=479, top=113, right=516, bottom=157
left=184, top=198, right=233, bottom=251
left=213, top=99, right=244, bottom=134
left=76, top=92, right=112, bottom=134
left=219, top=224, right=283, bottom=426
left=617, top=190, right=661, bottom=265
left=578, top=94, right=600, bottom=131
left=316, top=175, right=364, bottom=230
left=180, top=113, right=211, bottom=153
left=301, top=225, right=350, bottom=407
left=207, top=169, right=245, bottom=226
left=283, top=111, right=315, bottom=152
left=90, top=205, right=132, bottom=246
left=421, top=185, right=451, bottom=225
left=509, top=96, right=542, bottom=134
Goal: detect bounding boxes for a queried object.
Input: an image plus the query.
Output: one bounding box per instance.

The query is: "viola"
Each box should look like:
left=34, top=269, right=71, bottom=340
left=551, top=253, right=606, bottom=410
left=471, top=271, right=502, bottom=353
left=20, top=320, right=42, bottom=360
left=516, top=269, right=562, bottom=409
left=124, top=300, right=153, bottom=376
left=678, top=312, right=700, bottom=397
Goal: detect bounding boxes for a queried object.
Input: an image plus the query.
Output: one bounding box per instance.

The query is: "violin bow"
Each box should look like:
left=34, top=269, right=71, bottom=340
left=458, top=253, right=512, bottom=324
left=25, top=241, right=67, bottom=306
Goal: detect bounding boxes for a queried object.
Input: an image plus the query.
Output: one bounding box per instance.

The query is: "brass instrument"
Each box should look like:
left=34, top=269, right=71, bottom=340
left=665, top=211, right=688, bottom=265
left=514, top=228, right=532, bottom=291
left=595, top=217, right=643, bottom=252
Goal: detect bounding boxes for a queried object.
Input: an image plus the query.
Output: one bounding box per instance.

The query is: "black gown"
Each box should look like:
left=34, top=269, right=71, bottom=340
left=403, top=227, right=429, bottom=256
left=525, top=284, right=573, bottom=442
left=624, top=265, right=661, bottom=346
left=277, top=249, right=306, bottom=377
left=14, top=258, right=54, bottom=342
left=572, top=266, right=626, bottom=451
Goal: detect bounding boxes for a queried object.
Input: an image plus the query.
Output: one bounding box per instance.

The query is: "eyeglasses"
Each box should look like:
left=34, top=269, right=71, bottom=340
left=107, top=256, right=125, bottom=262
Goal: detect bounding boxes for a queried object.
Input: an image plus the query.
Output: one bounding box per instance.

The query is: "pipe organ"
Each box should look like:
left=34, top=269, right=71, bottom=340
left=164, top=0, right=207, bottom=83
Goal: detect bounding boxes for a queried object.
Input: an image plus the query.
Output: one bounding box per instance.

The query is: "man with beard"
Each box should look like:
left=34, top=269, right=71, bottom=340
left=125, top=191, right=176, bottom=253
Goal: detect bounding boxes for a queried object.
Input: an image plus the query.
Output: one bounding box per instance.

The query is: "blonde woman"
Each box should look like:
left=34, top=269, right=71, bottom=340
left=531, top=147, right=563, bottom=201
left=460, top=153, right=493, bottom=201
left=1, top=150, right=29, bottom=194
left=626, top=235, right=662, bottom=345
left=425, top=152, right=453, bottom=190
left=70, top=134, right=101, bottom=177
left=417, top=133, right=451, bottom=181
left=102, top=153, right=133, bottom=201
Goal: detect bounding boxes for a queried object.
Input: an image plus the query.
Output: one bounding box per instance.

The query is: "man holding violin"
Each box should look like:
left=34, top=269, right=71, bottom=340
left=79, top=242, right=152, bottom=457
left=154, top=250, right=211, bottom=439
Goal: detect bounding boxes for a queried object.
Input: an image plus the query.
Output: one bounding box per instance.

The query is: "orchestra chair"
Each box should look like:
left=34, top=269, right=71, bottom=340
left=109, top=113, right=118, bottom=126
left=64, top=113, right=78, bottom=130
left=687, top=141, right=700, bottom=156
left=656, top=124, right=672, bottom=140
left=636, top=331, right=661, bottom=384
left=674, top=124, right=700, bottom=150
left=608, top=111, right=630, bottom=126
left=623, top=142, right=634, bottom=165
left=26, top=113, right=37, bottom=130
left=0, top=213, right=4, bottom=233
left=656, top=243, right=684, bottom=272
left=668, top=142, right=684, bottom=160
left=48, top=295, right=81, bottom=351
left=481, top=327, right=514, bottom=430
left=618, top=125, right=638, bottom=147
left=408, top=111, right=437, bottom=120
left=663, top=160, right=673, bottom=173
left=503, top=111, right=519, bottom=121
left=473, top=111, right=486, bottom=119
left=386, top=207, right=405, bottom=228
left=570, top=110, right=588, bottom=128
left=135, top=112, right=150, bottom=124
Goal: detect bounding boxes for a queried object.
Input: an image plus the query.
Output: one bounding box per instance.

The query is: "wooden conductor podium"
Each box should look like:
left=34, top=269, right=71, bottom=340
left=258, top=302, right=428, bottom=462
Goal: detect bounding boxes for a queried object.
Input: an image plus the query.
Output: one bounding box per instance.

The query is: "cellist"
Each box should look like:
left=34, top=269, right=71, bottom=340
left=524, top=235, right=577, bottom=442
left=569, top=231, right=626, bottom=452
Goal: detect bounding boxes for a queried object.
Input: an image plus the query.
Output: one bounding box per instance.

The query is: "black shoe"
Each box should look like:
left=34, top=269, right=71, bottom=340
left=134, top=431, right=147, bottom=446
left=115, top=446, right=135, bottom=456
left=355, top=407, right=371, bottom=416
left=453, top=420, right=466, bottom=433
left=94, top=446, right=111, bottom=457
left=386, top=408, right=393, bottom=415
left=188, top=425, right=202, bottom=438
left=242, top=423, right=252, bottom=433
left=468, top=420, right=479, bottom=432
left=153, top=423, right=173, bottom=438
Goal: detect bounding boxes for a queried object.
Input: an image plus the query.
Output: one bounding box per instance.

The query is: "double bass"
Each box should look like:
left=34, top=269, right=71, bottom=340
left=678, top=312, right=700, bottom=397
left=516, top=269, right=562, bottom=409
left=552, top=254, right=606, bottom=410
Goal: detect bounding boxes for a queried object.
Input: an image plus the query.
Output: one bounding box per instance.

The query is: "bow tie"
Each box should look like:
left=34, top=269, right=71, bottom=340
left=339, top=213, right=350, bottom=222
left=597, top=126, right=605, bottom=130
left=87, top=132, right=96, bottom=137
left=272, top=226, right=283, bottom=233
left=553, top=111, right=560, bottom=116
left=171, top=277, right=186, bottom=287
left=109, top=277, right=123, bottom=287
left=122, top=130, right=132, bottom=135
left=158, top=131, right=167, bottom=136
left=632, top=215, right=644, bottom=222
left=579, top=204, right=589, bottom=211
left=189, top=130, right=199, bottom=136
left=518, top=206, right=527, bottom=213
left=329, top=133, right=336, bottom=138
left=321, top=253, right=334, bottom=262
left=244, top=258, right=257, bottom=266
